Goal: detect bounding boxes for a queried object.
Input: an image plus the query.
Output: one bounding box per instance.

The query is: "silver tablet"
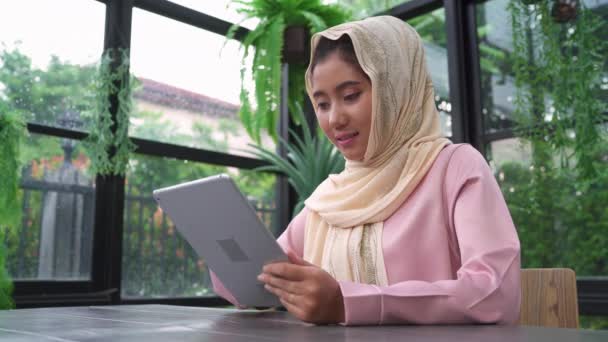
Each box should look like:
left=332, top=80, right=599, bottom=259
left=152, top=174, right=287, bottom=307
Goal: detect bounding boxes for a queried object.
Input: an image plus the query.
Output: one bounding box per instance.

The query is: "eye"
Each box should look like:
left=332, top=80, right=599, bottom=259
left=317, top=102, right=330, bottom=111
left=344, top=92, right=361, bottom=102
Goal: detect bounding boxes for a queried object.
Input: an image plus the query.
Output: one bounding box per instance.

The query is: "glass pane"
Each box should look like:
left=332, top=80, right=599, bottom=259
left=325, top=0, right=413, bottom=19
left=0, top=0, right=105, bottom=131
left=1, top=134, right=96, bottom=281
left=481, top=1, right=608, bottom=278
left=130, top=9, right=271, bottom=157
left=489, top=137, right=608, bottom=277
left=407, top=9, right=452, bottom=137
left=477, top=0, right=608, bottom=133
left=122, top=153, right=277, bottom=298
left=168, top=0, right=259, bottom=30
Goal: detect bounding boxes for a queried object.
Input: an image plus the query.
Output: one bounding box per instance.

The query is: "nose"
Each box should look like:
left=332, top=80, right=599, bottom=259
left=328, top=103, right=347, bottom=129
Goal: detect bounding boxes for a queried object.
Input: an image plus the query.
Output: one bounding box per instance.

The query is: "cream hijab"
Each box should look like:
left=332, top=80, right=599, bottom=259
left=303, top=16, right=451, bottom=285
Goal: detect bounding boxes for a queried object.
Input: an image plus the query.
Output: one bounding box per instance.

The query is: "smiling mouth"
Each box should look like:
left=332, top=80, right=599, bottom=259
left=336, top=132, right=359, bottom=142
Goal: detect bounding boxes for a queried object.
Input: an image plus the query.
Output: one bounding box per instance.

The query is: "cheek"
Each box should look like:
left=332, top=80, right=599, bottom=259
left=316, top=113, right=334, bottom=140
left=358, top=95, right=373, bottom=133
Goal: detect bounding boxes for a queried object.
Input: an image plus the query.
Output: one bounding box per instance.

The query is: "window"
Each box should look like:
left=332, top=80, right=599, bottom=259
left=407, top=8, right=452, bottom=137
left=130, top=8, right=272, bottom=157
left=169, top=0, right=259, bottom=29
left=1, top=134, right=95, bottom=281
left=0, top=0, right=105, bottom=131
left=328, top=0, right=414, bottom=19
left=0, top=0, right=104, bottom=283
left=121, top=153, right=277, bottom=298
left=477, top=0, right=608, bottom=278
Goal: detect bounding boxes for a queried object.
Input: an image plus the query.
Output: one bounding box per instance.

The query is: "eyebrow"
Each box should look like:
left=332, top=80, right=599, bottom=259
left=312, top=80, right=361, bottom=99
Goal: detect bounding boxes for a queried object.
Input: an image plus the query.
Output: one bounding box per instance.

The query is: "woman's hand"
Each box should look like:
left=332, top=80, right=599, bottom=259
left=257, top=252, right=345, bottom=325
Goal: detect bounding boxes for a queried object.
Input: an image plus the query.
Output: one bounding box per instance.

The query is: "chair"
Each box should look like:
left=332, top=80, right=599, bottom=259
left=519, top=268, right=579, bottom=328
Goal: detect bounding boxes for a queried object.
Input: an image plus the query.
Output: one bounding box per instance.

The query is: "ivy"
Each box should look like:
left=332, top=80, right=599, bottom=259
left=504, top=0, right=608, bottom=275
left=83, top=48, right=136, bottom=176
left=0, top=108, right=24, bottom=310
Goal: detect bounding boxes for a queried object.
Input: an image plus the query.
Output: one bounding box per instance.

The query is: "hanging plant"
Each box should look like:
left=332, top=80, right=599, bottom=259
left=226, top=0, right=352, bottom=143
left=0, top=107, right=23, bottom=310
left=0, top=108, right=26, bottom=229
left=505, top=0, right=608, bottom=275
left=84, top=48, right=136, bottom=176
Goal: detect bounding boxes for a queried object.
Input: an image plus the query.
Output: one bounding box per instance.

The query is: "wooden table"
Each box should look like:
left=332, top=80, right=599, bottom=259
left=0, top=304, right=606, bottom=341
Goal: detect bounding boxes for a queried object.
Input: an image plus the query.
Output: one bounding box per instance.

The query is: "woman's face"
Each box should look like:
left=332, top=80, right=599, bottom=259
left=311, top=52, right=372, bottom=161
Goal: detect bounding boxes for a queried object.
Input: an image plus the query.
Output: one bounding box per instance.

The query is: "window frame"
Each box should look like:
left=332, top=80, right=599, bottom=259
left=8, top=0, right=607, bottom=316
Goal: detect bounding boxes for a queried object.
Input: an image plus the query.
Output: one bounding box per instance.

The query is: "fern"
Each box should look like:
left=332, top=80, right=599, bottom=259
left=227, top=0, right=352, bottom=143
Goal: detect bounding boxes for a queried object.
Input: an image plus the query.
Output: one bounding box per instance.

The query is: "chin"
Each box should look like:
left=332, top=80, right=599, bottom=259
left=343, top=152, right=364, bottom=161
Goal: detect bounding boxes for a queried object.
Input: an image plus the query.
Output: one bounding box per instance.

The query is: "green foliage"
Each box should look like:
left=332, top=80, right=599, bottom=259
left=0, top=109, right=26, bottom=229
left=0, top=107, right=22, bottom=310
left=501, top=1, right=608, bottom=275
left=0, top=46, right=278, bottom=297
left=247, top=109, right=344, bottom=217
left=83, top=49, right=136, bottom=176
left=226, top=0, right=352, bottom=143
left=0, top=45, right=97, bottom=127
left=0, top=242, right=13, bottom=309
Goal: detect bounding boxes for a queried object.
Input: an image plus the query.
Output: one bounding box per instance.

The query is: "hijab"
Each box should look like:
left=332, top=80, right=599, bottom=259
left=303, top=16, right=451, bottom=285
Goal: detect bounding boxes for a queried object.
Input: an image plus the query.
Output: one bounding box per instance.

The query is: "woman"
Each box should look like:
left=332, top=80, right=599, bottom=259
left=213, top=15, right=520, bottom=326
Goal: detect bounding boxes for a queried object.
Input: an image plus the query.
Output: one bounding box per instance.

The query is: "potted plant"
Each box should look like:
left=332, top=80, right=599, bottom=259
left=247, top=109, right=344, bottom=217
left=226, top=0, right=352, bottom=143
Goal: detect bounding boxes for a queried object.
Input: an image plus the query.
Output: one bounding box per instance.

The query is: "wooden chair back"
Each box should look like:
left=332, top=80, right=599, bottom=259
left=519, top=268, right=579, bottom=328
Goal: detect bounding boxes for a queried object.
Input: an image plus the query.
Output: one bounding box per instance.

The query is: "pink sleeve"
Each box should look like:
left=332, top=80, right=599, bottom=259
left=339, top=145, right=521, bottom=325
left=210, top=208, right=309, bottom=307
left=276, top=207, right=308, bottom=257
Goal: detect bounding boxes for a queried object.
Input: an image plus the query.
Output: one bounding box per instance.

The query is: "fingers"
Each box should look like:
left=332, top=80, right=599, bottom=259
left=287, top=251, right=314, bottom=267
left=279, top=298, right=308, bottom=322
left=259, top=273, right=298, bottom=293
left=263, top=283, right=298, bottom=306
left=262, top=262, right=309, bottom=281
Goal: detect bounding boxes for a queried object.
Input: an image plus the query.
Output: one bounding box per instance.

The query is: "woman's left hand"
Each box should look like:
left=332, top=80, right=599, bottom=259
left=257, top=252, right=345, bottom=325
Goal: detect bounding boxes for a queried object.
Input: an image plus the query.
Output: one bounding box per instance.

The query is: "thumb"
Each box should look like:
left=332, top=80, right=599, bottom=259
left=287, top=251, right=313, bottom=266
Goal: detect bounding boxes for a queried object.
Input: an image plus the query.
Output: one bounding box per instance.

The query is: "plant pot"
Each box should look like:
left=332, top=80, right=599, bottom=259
left=552, top=0, right=577, bottom=23
left=282, top=25, right=310, bottom=65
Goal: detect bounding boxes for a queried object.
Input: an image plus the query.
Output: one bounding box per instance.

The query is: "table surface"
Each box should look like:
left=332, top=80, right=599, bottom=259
left=0, top=304, right=606, bottom=341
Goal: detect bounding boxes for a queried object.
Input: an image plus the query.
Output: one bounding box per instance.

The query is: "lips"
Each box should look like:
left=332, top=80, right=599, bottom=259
left=335, top=132, right=359, bottom=148
left=336, top=132, right=359, bottom=141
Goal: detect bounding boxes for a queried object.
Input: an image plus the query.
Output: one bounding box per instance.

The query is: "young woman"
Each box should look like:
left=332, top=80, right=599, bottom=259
left=213, top=15, right=520, bottom=326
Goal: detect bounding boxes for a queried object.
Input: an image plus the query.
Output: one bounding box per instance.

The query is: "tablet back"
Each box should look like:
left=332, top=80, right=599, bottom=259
left=153, top=174, right=286, bottom=307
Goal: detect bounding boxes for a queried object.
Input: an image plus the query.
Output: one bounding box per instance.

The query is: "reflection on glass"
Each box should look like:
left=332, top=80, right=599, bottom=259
left=130, top=8, right=272, bottom=156
left=0, top=0, right=104, bottom=131
left=0, top=133, right=95, bottom=281
left=122, top=154, right=277, bottom=298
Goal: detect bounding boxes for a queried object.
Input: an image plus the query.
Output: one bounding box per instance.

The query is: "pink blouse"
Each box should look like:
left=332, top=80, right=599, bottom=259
left=212, top=144, right=521, bottom=325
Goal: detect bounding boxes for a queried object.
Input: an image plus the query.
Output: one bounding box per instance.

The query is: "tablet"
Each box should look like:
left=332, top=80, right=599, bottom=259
left=152, top=174, right=287, bottom=307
